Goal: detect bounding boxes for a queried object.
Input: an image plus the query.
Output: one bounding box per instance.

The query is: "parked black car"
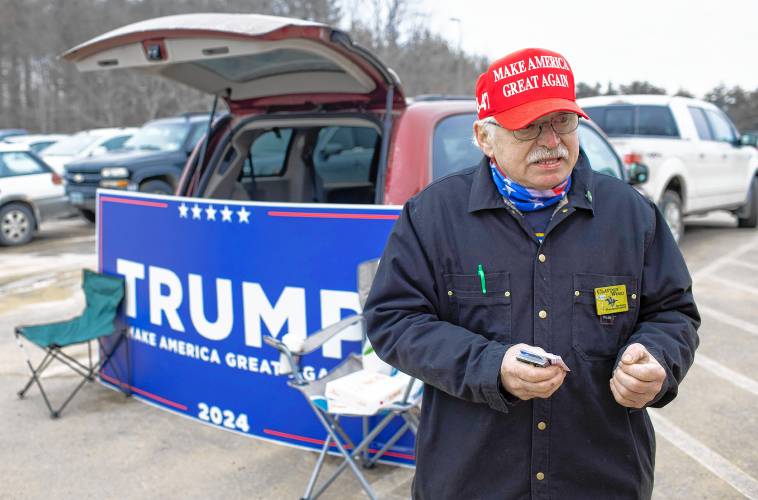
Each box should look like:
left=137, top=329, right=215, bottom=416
left=64, top=113, right=209, bottom=221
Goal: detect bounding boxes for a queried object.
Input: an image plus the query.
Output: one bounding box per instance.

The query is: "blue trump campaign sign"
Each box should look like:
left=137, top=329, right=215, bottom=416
left=95, top=190, right=414, bottom=465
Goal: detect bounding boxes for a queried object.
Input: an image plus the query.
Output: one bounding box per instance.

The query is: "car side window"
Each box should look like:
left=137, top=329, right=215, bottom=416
left=432, top=113, right=483, bottom=180
left=186, top=125, right=208, bottom=150
left=313, top=126, right=378, bottom=183
left=245, top=129, right=294, bottom=177
left=688, top=107, right=713, bottom=141
left=704, top=109, right=736, bottom=143
left=30, top=142, right=55, bottom=154
left=577, top=123, right=623, bottom=179
left=583, top=107, right=605, bottom=128
left=102, top=135, right=131, bottom=151
left=603, top=107, right=635, bottom=136
left=0, top=152, right=47, bottom=177
left=637, top=106, right=679, bottom=137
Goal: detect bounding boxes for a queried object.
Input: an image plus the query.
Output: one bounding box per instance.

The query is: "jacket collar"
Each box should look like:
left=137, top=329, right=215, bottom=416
left=467, top=150, right=595, bottom=215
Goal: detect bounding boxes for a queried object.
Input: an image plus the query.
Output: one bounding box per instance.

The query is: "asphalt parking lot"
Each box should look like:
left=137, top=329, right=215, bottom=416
left=1, top=214, right=757, bottom=499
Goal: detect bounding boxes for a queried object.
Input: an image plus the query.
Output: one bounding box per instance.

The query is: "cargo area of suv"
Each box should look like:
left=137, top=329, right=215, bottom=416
left=198, top=115, right=382, bottom=204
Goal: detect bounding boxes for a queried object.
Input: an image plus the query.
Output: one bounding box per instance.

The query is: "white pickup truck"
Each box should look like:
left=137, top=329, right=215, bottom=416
left=578, top=95, right=758, bottom=242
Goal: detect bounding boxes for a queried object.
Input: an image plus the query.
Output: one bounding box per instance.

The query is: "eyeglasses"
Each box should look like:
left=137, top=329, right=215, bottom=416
left=493, top=113, right=579, bottom=141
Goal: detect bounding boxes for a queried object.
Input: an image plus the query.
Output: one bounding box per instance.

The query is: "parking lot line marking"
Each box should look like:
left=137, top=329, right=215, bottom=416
left=692, top=236, right=758, bottom=281
left=726, top=259, right=758, bottom=273
left=706, top=274, right=758, bottom=296
left=649, top=410, right=758, bottom=499
left=695, top=353, right=758, bottom=397
left=699, top=305, right=758, bottom=338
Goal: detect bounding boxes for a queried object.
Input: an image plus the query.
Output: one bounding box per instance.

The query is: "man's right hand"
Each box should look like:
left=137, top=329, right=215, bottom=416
left=500, top=344, right=567, bottom=400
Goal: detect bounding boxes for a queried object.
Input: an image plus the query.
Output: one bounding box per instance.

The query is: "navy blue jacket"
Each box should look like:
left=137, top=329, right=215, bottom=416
left=364, top=154, right=700, bottom=499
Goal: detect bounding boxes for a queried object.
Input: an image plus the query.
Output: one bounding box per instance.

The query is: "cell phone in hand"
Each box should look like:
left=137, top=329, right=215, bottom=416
left=516, top=349, right=549, bottom=368
left=516, top=348, right=571, bottom=371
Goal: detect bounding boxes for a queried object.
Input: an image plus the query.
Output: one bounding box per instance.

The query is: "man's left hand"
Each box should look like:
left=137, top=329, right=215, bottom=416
left=609, top=343, right=666, bottom=409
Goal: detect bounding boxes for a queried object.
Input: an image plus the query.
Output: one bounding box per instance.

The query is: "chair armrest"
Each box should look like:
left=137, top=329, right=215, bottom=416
left=263, top=315, right=364, bottom=384
left=300, top=314, right=365, bottom=355
left=263, top=335, right=305, bottom=383
left=263, top=335, right=285, bottom=350
left=262, top=314, right=362, bottom=356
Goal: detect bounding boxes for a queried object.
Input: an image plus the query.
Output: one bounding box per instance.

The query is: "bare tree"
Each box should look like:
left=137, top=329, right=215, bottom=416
left=0, top=0, right=497, bottom=133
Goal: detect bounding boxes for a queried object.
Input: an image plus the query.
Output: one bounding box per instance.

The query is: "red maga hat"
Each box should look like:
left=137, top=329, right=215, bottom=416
left=475, top=48, right=588, bottom=130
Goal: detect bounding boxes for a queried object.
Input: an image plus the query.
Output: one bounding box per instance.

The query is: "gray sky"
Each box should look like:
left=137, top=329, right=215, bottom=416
left=414, top=0, right=757, bottom=97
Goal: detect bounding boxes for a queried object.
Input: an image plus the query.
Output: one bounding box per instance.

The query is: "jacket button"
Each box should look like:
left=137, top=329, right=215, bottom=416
left=538, top=254, right=546, bottom=263
left=447, top=290, right=453, bottom=296
left=537, top=421, right=547, bottom=430
left=561, top=208, right=569, bottom=213
left=504, top=291, right=511, bottom=297
left=631, top=293, right=637, bottom=300
left=536, top=472, right=545, bottom=481
left=538, top=310, right=547, bottom=319
left=574, top=290, right=580, bottom=297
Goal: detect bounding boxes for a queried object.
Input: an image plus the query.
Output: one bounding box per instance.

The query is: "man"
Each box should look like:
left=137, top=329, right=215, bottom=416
left=364, top=47, right=699, bottom=499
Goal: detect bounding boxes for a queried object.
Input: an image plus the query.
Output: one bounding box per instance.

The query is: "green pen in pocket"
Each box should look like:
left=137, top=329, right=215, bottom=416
left=477, top=264, right=487, bottom=295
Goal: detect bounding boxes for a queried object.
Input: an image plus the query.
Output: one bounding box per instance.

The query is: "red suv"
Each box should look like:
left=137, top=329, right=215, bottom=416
left=64, top=13, right=627, bottom=206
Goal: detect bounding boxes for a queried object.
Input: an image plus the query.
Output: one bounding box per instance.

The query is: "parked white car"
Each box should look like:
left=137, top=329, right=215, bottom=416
left=0, top=143, right=74, bottom=246
left=578, top=95, right=758, bottom=242
left=3, top=134, right=69, bottom=154
left=40, top=127, right=136, bottom=174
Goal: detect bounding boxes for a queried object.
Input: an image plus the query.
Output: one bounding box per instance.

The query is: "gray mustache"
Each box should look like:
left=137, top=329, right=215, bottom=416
left=527, top=144, right=569, bottom=163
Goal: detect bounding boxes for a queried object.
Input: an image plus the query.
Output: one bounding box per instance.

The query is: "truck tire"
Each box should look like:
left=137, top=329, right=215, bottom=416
left=0, top=203, right=35, bottom=246
left=660, top=190, right=684, bottom=244
left=737, top=177, right=758, bottom=228
left=80, top=209, right=96, bottom=223
left=140, top=179, right=173, bottom=195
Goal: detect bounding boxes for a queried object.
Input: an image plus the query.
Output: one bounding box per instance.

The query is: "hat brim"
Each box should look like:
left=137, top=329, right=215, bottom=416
left=493, top=97, right=589, bottom=130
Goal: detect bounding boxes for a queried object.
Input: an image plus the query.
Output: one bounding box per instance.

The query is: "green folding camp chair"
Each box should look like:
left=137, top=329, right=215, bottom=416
left=15, top=269, right=131, bottom=418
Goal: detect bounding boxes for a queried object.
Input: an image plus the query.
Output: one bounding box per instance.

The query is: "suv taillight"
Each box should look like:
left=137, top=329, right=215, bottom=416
left=623, top=153, right=643, bottom=165
left=51, top=173, right=62, bottom=185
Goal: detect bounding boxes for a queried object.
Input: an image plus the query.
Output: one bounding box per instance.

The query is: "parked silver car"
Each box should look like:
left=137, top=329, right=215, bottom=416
left=0, top=143, right=73, bottom=246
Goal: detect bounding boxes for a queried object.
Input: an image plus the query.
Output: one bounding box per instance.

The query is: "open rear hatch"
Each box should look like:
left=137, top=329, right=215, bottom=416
left=62, top=13, right=405, bottom=113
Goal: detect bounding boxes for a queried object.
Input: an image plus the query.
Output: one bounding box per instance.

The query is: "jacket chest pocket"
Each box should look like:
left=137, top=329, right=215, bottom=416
left=444, top=272, right=512, bottom=343
left=571, top=273, right=639, bottom=360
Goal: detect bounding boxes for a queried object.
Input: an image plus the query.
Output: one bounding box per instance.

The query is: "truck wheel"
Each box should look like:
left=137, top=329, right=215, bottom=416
left=660, top=190, right=684, bottom=244
left=79, top=209, right=96, bottom=223
left=737, top=177, right=758, bottom=228
left=0, top=203, right=35, bottom=246
left=140, top=179, right=173, bottom=195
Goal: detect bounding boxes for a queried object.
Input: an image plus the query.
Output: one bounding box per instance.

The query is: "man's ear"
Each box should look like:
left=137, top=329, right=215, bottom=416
left=474, top=122, right=494, bottom=157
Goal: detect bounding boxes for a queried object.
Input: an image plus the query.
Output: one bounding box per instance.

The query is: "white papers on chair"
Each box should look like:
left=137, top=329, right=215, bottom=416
left=325, top=369, right=410, bottom=415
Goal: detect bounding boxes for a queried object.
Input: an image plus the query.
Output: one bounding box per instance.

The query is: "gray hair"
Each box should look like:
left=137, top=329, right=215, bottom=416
left=472, top=116, right=501, bottom=150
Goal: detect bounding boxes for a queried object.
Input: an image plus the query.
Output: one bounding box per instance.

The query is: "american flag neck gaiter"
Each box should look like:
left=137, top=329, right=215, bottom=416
left=489, top=160, right=570, bottom=212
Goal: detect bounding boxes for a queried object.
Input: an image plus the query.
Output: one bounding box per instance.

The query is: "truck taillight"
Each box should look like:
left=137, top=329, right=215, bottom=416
left=623, top=153, right=643, bottom=165
left=51, top=173, right=62, bottom=185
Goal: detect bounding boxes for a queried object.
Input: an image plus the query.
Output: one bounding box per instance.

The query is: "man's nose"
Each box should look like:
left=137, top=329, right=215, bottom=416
left=537, top=124, right=561, bottom=148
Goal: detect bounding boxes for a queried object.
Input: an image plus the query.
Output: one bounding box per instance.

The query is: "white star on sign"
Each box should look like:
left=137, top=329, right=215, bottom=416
left=504, top=184, right=515, bottom=195
left=191, top=204, right=202, bottom=220
left=533, top=201, right=544, bottom=208
left=221, top=206, right=233, bottom=222
left=237, top=207, right=250, bottom=223
left=178, top=203, right=189, bottom=218
left=205, top=205, right=217, bottom=221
